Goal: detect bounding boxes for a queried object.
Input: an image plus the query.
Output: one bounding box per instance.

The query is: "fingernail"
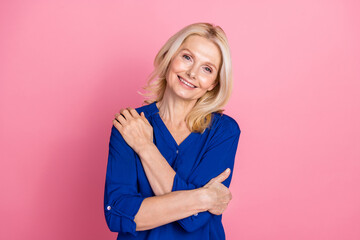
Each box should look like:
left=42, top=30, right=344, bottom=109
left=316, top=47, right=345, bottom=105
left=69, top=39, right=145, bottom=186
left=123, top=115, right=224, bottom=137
left=226, top=168, right=230, bottom=173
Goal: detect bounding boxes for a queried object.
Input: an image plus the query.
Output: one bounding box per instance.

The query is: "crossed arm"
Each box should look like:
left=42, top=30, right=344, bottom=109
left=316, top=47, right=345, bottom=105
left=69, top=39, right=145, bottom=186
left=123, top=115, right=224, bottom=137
left=104, top=107, right=238, bottom=234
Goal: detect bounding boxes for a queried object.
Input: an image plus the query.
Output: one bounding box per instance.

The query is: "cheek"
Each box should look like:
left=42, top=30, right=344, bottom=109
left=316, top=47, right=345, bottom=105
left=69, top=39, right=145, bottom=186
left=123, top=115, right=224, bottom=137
left=199, top=76, right=217, bottom=88
left=170, top=57, right=186, bottom=72
left=166, top=60, right=181, bottom=82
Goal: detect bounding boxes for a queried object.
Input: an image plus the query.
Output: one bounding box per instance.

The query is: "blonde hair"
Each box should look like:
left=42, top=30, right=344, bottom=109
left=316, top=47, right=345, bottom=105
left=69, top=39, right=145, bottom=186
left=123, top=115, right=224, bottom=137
left=141, top=22, right=233, bottom=133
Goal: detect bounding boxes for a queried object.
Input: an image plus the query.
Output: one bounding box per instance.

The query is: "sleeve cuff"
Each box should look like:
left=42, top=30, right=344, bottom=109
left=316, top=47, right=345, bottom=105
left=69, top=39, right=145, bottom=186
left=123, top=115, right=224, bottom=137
left=105, top=195, right=145, bottom=236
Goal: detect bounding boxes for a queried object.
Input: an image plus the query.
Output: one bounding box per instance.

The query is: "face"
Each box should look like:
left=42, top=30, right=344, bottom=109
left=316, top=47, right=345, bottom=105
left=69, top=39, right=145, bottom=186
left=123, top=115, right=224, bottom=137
left=164, top=35, right=221, bottom=103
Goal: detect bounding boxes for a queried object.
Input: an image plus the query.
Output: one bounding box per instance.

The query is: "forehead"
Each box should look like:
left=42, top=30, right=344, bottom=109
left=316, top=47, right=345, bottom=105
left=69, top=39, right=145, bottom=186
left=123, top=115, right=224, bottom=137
left=179, top=35, right=221, bottom=68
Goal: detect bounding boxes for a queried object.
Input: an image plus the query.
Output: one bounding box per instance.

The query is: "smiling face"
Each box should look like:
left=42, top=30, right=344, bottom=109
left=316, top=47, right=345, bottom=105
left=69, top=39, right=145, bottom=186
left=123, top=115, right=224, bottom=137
left=164, top=34, right=222, bottom=103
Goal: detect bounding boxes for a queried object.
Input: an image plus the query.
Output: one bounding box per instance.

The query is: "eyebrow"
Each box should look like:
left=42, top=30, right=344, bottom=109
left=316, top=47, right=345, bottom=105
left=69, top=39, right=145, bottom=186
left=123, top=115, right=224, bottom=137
left=181, top=48, right=218, bottom=71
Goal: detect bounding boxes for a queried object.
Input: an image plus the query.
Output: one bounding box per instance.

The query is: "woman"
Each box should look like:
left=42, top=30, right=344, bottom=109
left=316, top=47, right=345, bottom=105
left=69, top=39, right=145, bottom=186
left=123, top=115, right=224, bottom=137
left=104, top=22, right=241, bottom=239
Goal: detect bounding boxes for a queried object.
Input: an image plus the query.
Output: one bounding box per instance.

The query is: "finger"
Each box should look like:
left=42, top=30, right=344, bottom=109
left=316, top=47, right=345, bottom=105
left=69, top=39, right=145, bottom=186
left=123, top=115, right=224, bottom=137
left=212, top=169, right=230, bottom=183
left=120, top=108, right=133, bottom=120
left=114, top=113, right=123, bottom=120
left=115, top=112, right=127, bottom=125
left=140, top=112, right=151, bottom=125
left=212, top=168, right=231, bottom=183
left=113, top=119, right=123, bottom=131
left=116, top=110, right=126, bottom=120
left=128, top=107, right=141, bottom=118
left=114, top=115, right=121, bottom=124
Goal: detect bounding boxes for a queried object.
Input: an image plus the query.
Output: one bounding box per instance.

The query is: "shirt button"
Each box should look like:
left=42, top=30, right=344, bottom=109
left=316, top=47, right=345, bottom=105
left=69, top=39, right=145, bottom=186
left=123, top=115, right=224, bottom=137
left=176, top=150, right=179, bottom=154
left=194, top=213, right=198, bottom=216
left=107, top=206, right=111, bottom=211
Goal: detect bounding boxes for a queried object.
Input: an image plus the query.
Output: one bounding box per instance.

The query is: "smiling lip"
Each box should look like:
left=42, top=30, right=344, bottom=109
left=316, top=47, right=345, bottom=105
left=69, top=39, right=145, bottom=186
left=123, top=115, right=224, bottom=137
left=178, top=76, right=197, bottom=88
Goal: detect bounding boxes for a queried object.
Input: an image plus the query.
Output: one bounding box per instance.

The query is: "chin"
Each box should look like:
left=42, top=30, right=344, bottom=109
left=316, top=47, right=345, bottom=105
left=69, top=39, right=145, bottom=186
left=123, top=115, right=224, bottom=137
left=174, top=92, right=203, bottom=103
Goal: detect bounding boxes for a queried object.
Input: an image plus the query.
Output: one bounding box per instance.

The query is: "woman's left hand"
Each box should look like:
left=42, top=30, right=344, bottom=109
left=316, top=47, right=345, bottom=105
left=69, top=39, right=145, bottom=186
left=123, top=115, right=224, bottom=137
left=113, top=108, right=153, bottom=154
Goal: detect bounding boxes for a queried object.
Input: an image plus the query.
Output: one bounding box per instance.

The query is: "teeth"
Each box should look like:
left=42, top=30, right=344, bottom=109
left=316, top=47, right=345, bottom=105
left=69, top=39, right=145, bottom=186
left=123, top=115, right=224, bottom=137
left=179, top=76, right=195, bottom=88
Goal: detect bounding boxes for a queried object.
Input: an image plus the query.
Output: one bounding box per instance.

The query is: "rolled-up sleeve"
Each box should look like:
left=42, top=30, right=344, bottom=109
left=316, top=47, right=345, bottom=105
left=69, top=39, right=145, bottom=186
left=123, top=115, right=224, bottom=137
left=171, top=117, right=241, bottom=232
left=104, top=126, right=145, bottom=236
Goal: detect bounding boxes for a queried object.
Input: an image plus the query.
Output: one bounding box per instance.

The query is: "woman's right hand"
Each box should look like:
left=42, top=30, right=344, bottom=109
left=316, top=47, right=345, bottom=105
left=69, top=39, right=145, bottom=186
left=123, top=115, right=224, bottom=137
left=202, top=169, right=233, bottom=215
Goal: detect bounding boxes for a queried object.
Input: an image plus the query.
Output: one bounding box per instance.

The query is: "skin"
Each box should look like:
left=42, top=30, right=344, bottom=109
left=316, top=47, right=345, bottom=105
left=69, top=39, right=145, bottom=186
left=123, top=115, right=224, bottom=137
left=112, top=35, right=232, bottom=231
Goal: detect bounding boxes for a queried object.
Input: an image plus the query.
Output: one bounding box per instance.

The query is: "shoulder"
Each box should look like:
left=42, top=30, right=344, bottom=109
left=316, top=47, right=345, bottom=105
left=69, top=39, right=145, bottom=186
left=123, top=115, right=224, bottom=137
left=134, top=102, right=158, bottom=120
left=110, top=102, right=157, bottom=141
left=209, top=112, right=241, bottom=137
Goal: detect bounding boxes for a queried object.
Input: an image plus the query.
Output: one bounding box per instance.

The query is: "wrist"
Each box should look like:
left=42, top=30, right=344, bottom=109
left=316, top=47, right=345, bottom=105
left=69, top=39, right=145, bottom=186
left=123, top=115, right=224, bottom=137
left=136, top=142, right=156, bottom=158
left=196, top=187, right=213, bottom=212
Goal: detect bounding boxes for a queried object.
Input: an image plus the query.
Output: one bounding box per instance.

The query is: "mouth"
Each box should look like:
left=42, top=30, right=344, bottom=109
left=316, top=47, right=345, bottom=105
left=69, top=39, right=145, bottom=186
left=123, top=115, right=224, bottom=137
left=178, top=75, right=197, bottom=88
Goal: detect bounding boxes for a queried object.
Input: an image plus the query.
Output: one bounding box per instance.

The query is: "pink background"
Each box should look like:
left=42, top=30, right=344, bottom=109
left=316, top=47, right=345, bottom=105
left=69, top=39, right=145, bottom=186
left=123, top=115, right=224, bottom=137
left=1, top=0, right=359, bottom=239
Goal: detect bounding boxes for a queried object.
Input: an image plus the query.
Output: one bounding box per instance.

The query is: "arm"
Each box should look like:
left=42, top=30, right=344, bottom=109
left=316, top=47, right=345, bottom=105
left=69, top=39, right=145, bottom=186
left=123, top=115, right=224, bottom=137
left=113, top=108, right=174, bottom=195
left=113, top=108, right=241, bottom=232
left=104, top=126, right=145, bottom=236
left=105, top=125, right=232, bottom=234
left=134, top=188, right=205, bottom=231
left=137, top=143, right=175, bottom=195
left=170, top=121, right=241, bottom=232
left=134, top=168, right=232, bottom=231
left=138, top=121, right=240, bottom=232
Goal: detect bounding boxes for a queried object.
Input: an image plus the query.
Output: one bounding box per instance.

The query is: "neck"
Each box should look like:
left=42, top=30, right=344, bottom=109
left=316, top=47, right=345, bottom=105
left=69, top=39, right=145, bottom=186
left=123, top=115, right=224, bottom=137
left=156, top=90, right=196, bottom=128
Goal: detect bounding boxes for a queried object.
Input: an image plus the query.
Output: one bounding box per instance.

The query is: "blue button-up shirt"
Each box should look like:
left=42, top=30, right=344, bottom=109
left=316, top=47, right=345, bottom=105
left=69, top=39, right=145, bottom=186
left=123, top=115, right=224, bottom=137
left=104, top=101, right=241, bottom=239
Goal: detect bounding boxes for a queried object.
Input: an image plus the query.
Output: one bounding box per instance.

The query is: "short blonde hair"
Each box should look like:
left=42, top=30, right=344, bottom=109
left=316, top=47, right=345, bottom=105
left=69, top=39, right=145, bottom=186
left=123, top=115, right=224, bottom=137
left=142, top=22, right=233, bottom=133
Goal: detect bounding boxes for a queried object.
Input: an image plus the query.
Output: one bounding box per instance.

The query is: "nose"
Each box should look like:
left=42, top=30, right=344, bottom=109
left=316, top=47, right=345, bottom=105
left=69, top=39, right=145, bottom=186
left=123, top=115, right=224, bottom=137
left=186, top=64, right=198, bottom=79
left=187, top=70, right=195, bottom=78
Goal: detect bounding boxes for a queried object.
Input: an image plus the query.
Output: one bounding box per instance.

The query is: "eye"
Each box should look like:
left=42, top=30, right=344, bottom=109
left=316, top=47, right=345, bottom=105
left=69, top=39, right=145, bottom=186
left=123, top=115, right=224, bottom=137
left=204, top=66, right=212, bottom=73
left=182, top=54, right=191, bottom=61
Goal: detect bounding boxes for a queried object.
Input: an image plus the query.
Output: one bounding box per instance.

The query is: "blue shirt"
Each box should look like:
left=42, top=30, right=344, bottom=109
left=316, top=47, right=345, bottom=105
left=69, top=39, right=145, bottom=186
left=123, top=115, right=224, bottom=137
left=104, top=101, right=241, bottom=240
